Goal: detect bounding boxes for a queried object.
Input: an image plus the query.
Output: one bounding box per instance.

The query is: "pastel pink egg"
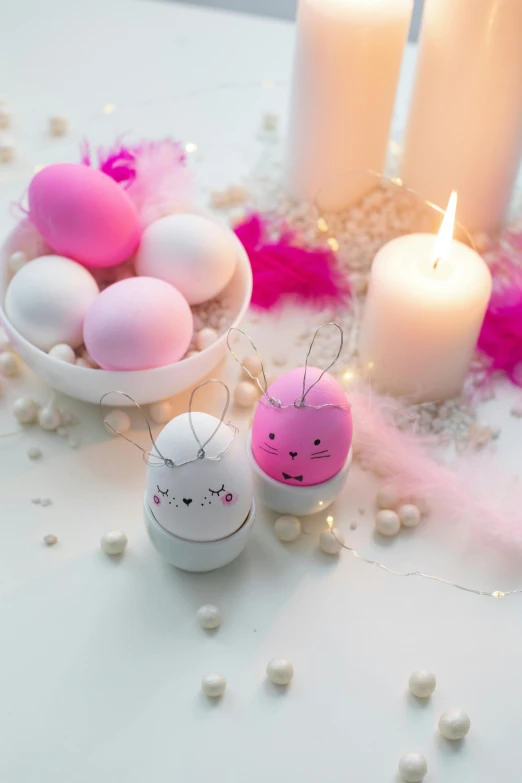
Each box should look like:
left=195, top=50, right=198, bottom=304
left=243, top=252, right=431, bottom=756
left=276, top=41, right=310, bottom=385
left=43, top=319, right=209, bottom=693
left=251, top=367, right=353, bottom=487
left=84, top=277, right=193, bottom=370
left=28, top=163, right=141, bottom=269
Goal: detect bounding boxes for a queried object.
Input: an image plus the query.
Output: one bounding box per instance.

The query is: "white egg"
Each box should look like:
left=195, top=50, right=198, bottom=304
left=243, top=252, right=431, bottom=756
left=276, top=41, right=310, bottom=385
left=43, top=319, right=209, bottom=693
left=4, top=255, right=99, bottom=351
left=135, top=213, right=237, bottom=305
left=145, top=411, right=253, bottom=543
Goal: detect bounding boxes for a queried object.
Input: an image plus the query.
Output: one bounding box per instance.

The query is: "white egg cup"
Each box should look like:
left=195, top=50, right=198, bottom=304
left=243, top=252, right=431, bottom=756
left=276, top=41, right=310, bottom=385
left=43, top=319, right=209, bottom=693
left=143, top=494, right=256, bottom=572
left=247, top=432, right=352, bottom=516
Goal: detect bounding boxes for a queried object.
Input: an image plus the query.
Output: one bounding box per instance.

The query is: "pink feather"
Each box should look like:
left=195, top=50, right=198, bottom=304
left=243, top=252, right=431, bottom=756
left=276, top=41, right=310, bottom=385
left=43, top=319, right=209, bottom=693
left=234, top=213, right=350, bottom=310
left=478, top=262, right=522, bottom=385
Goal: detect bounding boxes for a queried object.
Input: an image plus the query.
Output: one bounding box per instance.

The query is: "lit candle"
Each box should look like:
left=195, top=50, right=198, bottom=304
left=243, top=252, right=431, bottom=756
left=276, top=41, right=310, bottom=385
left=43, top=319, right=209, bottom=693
left=358, top=193, right=492, bottom=402
left=286, top=0, right=412, bottom=212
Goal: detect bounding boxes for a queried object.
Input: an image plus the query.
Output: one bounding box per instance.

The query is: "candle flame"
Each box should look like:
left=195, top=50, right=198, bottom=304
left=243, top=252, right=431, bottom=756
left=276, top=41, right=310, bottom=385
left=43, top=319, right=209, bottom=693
left=326, top=515, right=334, bottom=529
left=432, top=191, right=457, bottom=269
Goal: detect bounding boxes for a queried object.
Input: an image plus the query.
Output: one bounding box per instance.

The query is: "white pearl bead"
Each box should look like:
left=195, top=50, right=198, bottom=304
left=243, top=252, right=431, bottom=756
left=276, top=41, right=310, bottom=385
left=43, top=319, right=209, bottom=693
left=197, top=604, right=222, bottom=630
left=8, top=251, right=27, bottom=273
left=375, top=509, right=401, bottom=537
left=13, top=396, right=39, bottom=425
left=242, top=354, right=263, bottom=379
left=398, top=752, right=427, bottom=782
left=100, top=530, right=128, bottom=556
left=399, top=504, right=421, bottom=528
left=38, top=406, right=61, bottom=431
left=320, top=527, right=345, bottom=555
left=43, top=533, right=58, bottom=546
left=75, top=357, right=94, bottom=368
left=266, top=658, right=294, bottom=686
left=196, top=328, right=219, bottom=351
left=376, top=485, right=400, bottom=509
left=408, top=670, right=436, bottom=698
left=0, top=351, right=19, bottom=376
left=275, top=515, right=301, bottom=542
left=201, top=673, right=226, bottom=698
left=233, top=381, right=259, bottom=408
left=48, top=343, right=76, bottom=364
left=0, top=136, right=15, bottom=163
left=438, top=708, right=470, bottom=740
left=104, top=410, right=131, bottom=436
left=49, top=114, right=68, bottom=136
left=148, top=400, right=173, bottom=425
left=27, top=446, right=42, bottom=460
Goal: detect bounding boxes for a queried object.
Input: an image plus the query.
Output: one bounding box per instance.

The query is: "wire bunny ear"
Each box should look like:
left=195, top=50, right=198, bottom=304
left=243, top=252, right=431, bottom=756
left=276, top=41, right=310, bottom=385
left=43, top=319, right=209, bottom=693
left=227, top=327, right=281, bottom=408
left=296, top=323, right=345, bottom=409
left=187, top=379, right=235, bottom=461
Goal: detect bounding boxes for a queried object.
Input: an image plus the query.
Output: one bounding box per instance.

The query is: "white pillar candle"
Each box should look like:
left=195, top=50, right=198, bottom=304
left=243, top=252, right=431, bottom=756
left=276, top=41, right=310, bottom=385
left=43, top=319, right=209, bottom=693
left=400, top=0, right=522, bottom=236
left=359, top=194, right=492, bottom=402
left=286, top=0, right=412, bottom=212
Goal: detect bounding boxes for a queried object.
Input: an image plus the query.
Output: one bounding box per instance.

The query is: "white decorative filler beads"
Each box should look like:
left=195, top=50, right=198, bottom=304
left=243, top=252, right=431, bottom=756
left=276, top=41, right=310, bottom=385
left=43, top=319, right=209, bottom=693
left=0, top=351, right=19, bottom=376
left=376, top=485, right=400, bottom=509
left=399, top=504, right=421, bottom=528
left=49, top=114, right=68, bottom=136
left=408, top=670, right=436, bottom=698
left=233, top=380, right=258, bottom=408
left=201, top=673, right=226, bottom=698
left=266, top=658, right=294, bottom=686
left=13, top=396, right=39, bottom=425
left=38, top=406, right=61, bottom=431
left=242, top=354, right=263, bottom=379
left=100, top=530, right=128, bottom=556
left=148, top=400, right=173, bottom=425
left=43, top=533, right=58, bottom=546
left=398, top=752, right=427, bottom=783
left=8, top=251, right=27, bottom=273
left=320, top=527, right=345, bottom=555
left=438, top=708, right=470, bottom=740
left=48, top=343, right=76, bottom=363
left=375, top=509, right=401, bottom=537
left=75, top=357, right=94, bottom=368
left=104, top=409, right=131, bottom=436
left=0, top=135, right=15, bottom=163
left=196, top=327, right=219, bottom=351
left=27, top=446, right=42, bottom=460
left=197, top=604, right=222, bottom=630
left=274, top=515, right=301, bottom=542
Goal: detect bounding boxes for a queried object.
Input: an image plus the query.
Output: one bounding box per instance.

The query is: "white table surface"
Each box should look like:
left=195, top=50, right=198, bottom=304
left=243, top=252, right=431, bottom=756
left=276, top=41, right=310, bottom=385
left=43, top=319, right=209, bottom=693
left=1, top=3, right=522, bottom=782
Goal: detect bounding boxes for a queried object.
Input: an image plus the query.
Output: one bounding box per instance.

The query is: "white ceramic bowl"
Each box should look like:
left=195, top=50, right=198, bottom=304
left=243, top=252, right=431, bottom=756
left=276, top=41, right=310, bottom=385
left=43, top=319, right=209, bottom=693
left=248, top=432, right=352, bottom=516
left=143, top=494, right=256, bottom=572
left=0, top=217, right=252, bottom=405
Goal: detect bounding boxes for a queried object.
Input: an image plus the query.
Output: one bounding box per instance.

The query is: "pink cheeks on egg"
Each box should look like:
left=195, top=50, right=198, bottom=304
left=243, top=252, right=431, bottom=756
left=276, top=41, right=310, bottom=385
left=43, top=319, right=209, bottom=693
left=251, top=367, right=353, bottom=487
left=28, top=163, right=141, bottom=269
left=83, top=277, right=193, bottom=371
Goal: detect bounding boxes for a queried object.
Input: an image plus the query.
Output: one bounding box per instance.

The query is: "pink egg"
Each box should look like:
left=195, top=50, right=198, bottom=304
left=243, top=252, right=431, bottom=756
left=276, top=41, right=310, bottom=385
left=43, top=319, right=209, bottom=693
left=84, top=277, right=193, bottom=370
left=251, top=367, right=353, bottom=487
left=28, top=163, right=141, bottom=269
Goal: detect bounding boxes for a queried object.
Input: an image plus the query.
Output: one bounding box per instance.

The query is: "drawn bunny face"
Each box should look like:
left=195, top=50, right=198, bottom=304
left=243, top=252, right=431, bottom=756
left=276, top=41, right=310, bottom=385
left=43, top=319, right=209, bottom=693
left=146, top=412, right=253, bottom=542
left=251, top=367, right=352, bottom=487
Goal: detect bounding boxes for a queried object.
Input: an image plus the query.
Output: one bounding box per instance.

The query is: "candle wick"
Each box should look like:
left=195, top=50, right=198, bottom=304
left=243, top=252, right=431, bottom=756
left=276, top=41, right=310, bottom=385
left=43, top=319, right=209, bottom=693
left=433, top=257, right=440, bottom=270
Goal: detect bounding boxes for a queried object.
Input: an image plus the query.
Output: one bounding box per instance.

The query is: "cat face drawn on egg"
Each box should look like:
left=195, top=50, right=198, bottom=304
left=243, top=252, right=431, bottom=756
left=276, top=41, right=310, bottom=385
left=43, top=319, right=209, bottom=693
left=251, top=367, right=353, bottom=487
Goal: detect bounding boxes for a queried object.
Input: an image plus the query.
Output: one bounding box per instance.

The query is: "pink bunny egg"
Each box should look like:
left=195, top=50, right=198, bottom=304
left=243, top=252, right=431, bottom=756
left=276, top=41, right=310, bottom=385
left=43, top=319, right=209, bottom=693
left=28, top=163, right=141, bottom=268
left=251, top=367, right=352, bottom=487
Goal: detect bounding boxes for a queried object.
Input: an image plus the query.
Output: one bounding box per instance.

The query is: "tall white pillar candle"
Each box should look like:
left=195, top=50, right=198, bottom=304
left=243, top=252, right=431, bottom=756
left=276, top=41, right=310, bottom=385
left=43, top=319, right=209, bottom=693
left=359, top=196, right=492, bottom=401
left=286, top=0, right=412, bottom=212
left=400, top=0, right=522, bottom=236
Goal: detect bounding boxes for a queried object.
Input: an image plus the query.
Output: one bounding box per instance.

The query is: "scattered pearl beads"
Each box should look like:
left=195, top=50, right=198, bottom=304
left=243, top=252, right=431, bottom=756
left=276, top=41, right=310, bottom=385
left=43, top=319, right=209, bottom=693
left=148, top=400, right=173, bottom=425
left=197, top=604, right=222, bottom=630
left=398, top=752, right=427, bottom=783
left=43, top=533, right=58, bottom=546
left=266, top=658, right=294, bottom=686
left=49, top=114, right=68, bottom=136
left=38, top=406, right=61, bottom=431
left=104, top=409, right=131, bottom=436
left=274, top=515, right=301, bottom=542
left=320, top=527, right=344, bottom=555
left=242, top=354, right=263, bottom=379
left=100, top=530, right=128, bottom=556
left=438, top=708, right=470, bottom=740
left=399, top=504, right=421, bottom=528
left=196, top=328, right=219, bottom=351
left=27, top=446, right=42, bottom=460
left=48, top=343, right=76, bottom=364
left=201, top=673, right=226, bottom=698
left=408, top=670, right=436, bottom=698
left=233, top=380, right=258, bottom=408
left=8, top=251, right=27, bottom=273
left=376, top=486, right=400, bottom=509
left=13, top=396, right=39, bottom=425
left=0, top=351, right=19, bottom=376
left=375, top=509, right=401, bottom=537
